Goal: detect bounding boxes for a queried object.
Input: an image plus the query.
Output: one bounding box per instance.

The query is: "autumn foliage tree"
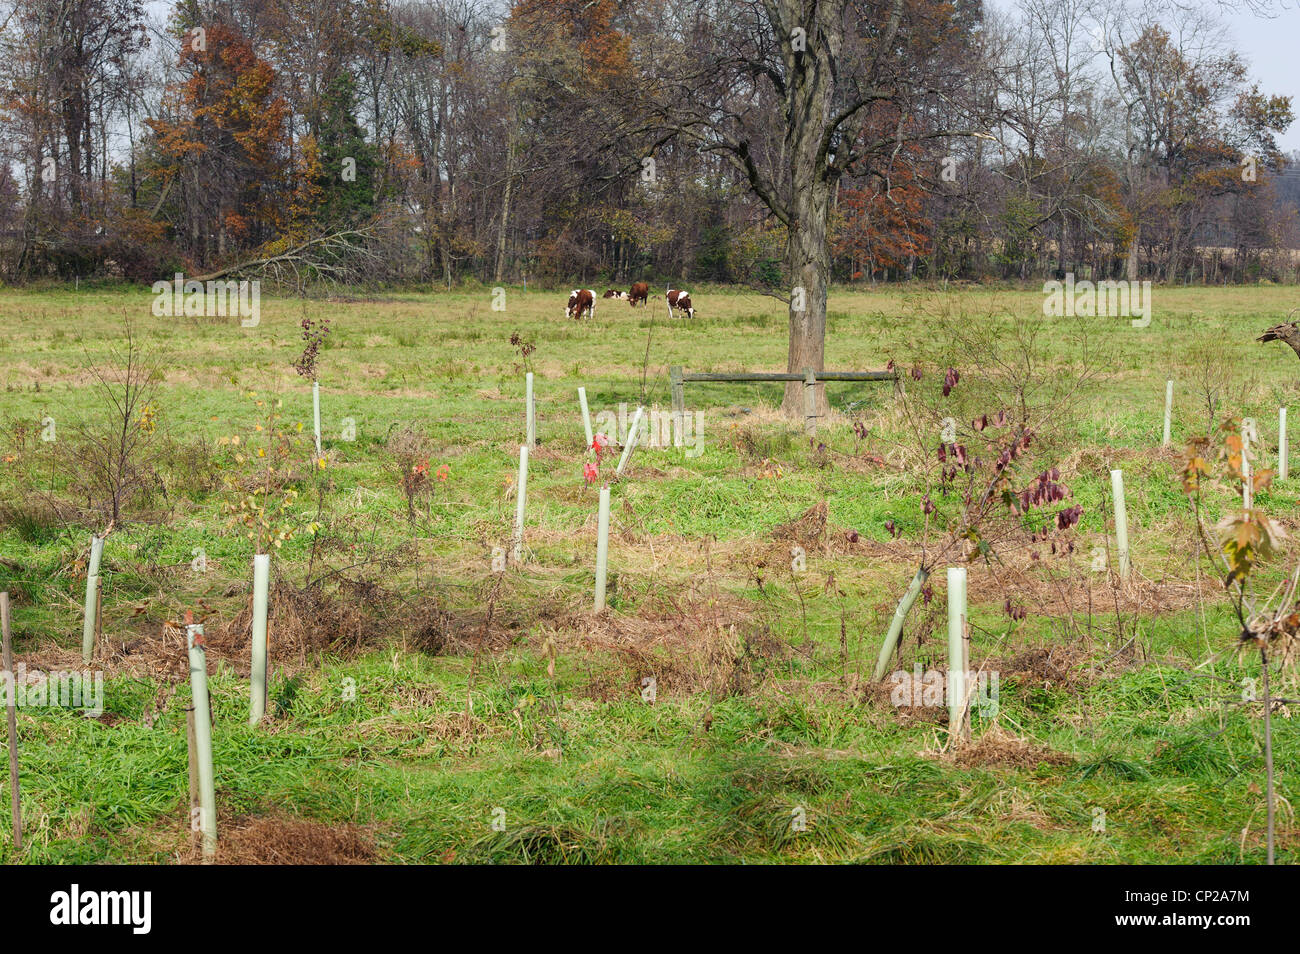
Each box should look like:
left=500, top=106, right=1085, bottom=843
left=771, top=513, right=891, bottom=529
left=834, top=136, right=932, bottom=282
left=145, top=19, right=292, bottom=268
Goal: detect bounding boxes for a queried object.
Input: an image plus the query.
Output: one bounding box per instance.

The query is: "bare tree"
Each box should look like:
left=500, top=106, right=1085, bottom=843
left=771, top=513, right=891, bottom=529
left=56, top=320, right=165, bottom=526
left=622, top=0, right=989, bottom=416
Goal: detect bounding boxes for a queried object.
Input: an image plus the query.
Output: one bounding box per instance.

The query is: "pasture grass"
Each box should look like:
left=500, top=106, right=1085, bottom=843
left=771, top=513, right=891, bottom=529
left=0, top=280, right=1297, bottom=863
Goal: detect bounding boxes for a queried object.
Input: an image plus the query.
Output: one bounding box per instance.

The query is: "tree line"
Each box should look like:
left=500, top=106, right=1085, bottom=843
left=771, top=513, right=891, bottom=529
left=0, top=0, right=1295, bottom=293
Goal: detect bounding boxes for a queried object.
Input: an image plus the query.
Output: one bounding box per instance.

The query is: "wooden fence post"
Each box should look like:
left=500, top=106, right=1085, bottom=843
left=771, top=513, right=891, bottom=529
left=1, top=592, right=20, bottom=850
left=803, top=368, right=817, bottom=435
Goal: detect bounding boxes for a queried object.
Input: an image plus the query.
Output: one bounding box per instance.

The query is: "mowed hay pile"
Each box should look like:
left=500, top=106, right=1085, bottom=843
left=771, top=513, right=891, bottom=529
left=945, top=728, right=1074, bottom=769
left=208, top=576, right=516, bottom=669
left=569, top=591, right=786, bottom=700
left=724, top=500, right=833, bottom=579
left=185, top=814, right=376, bottom=865
left=998, top=645, right=1101, bottom=692
left=27, top=579, right=448, bottom=683
left=772, top=500, right=828, bottom=546
left=207, top=580, right=397, bottom=670
left=766, top=500, right=828, bottom=559
left=861, top=667, right=948, bottom=725
left=65, top=574, right=554, bottom=686
left=848, top=534, right=1204, bottom=620
left=408, top=581, right=567, bottom=656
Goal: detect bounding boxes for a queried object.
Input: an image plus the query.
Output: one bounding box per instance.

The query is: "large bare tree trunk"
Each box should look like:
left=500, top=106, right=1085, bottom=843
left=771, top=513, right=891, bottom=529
left=779, top=0, right=839, bottom=418
left=782, top=175, right=832, bottom=417
left=637, top=0, right=912, bottom=421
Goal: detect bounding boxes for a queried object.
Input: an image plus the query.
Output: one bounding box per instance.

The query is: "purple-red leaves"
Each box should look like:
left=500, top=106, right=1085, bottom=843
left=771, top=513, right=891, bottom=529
left=1056, top=504, right=1083, bottom=530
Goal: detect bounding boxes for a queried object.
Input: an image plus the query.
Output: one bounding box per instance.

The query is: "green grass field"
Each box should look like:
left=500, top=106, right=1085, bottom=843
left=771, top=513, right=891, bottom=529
left=0, top=281, right=1297, bottom=864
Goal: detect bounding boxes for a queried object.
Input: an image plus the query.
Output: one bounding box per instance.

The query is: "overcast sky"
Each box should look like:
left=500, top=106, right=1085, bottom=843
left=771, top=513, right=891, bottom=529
left=1222, top=4, right=1300, bottom=152
left=983, top=0, right=1300, bottom=154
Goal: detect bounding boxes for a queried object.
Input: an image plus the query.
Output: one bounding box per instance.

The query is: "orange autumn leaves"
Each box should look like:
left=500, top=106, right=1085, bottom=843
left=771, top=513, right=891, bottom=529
left=832, top=124, right=932, bottom=279
left=146, top=23, right=300, bottom=243
left=1182, top=421, right=1286, bottom=587
left=509, top=0, right=631, bottom=88
left=149, top=24, right=288, bottom=166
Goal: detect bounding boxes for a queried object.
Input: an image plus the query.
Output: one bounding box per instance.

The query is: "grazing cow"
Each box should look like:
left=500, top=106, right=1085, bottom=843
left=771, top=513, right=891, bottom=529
left=666, top=289, right=695, bottom=319
left=603, top=288, right=628, bottom=300
left=567, top=288, right=596, bottom=320
left=628, top=282, right=649, bottom=307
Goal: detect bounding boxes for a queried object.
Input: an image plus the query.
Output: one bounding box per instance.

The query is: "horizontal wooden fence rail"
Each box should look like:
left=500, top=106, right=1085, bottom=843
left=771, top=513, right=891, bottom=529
left=670, top=366, right=897, bottom=435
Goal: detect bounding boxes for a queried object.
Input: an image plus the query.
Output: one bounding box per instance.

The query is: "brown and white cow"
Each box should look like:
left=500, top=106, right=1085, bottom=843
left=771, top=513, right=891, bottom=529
left=666, top=289, right=694, bottom=319
left=602, top=288, right=628, bottom=300
left=567, top=289, right=596, bottom=320
left=628, top=282, right=649, bottom=307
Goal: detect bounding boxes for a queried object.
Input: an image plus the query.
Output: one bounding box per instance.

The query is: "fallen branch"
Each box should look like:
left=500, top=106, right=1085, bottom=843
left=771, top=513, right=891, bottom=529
left=192, top=228, right=379, bottom=284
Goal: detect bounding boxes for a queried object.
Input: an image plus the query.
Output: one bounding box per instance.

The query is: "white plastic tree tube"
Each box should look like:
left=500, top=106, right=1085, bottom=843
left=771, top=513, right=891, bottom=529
left=1280, top=407, right=1289, bottom=481
left=615, top=406, right=644, bottom=477
left=1162, top=380, right=1173, bottom=447
left=525, top=372, right=536, bottom=447
left=594, top=484, right=611, bottom=612
left=512, top=445, right=529, bottom=563
left=249, top=554, right=271, bottom=725
left=1243, top=423, right=1253, bottom=509
left=313, top=379, right=322, bottom=457
left=81, top=534, right=104, bottom=664
left=187, top=621, right=217, bottom=861
left=947, top=567, right=968, bottom=740
left=872, top=567, right=930, bottom=681
left=1111, top=469, right=1130, bottom=580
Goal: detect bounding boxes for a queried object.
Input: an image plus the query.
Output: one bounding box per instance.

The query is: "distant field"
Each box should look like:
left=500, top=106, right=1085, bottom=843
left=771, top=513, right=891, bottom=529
left=0, top=281, right=1298, bottom=864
